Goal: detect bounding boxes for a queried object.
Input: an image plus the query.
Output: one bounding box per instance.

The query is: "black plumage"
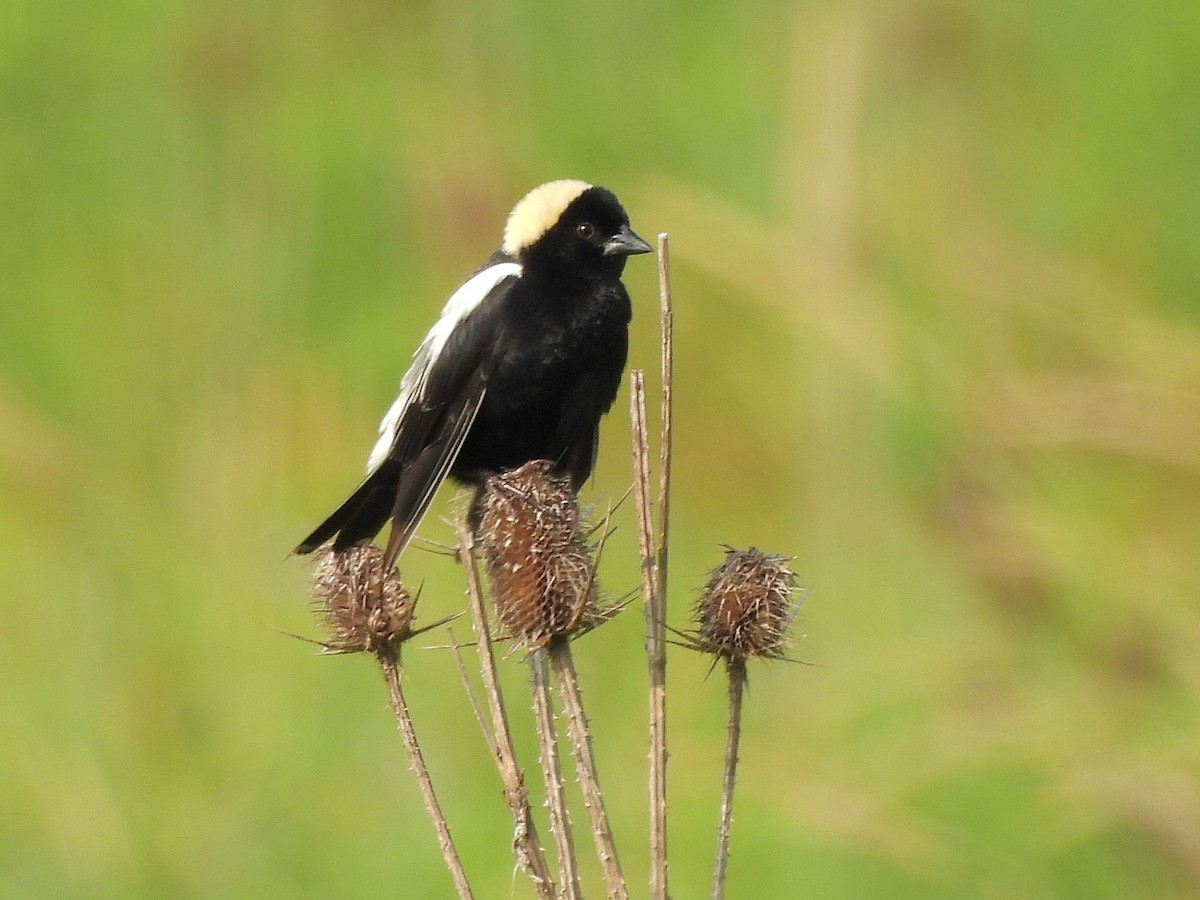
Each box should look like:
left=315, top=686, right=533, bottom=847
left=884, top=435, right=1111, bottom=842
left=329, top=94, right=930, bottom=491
left=296, top=181, right=651, bottom=566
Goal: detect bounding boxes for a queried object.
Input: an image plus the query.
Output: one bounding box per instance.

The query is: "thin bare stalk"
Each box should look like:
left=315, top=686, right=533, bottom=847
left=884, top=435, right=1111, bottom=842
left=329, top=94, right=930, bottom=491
left=531, top=648, right=582, bottom=900
left=377, top=648, right=474, bottom=900
left=447, top=628, right=493, bottom=755
left=651, top=232, right=673, bottom=900
left=456, top=522, right=557, bottom=899
left=631, top=371, right=668, bottom=898
left=547, top=637, right=628, bottom=900
left=656, top=232, right=675, bottom=585
left=711, top=659, right=747, bottom=900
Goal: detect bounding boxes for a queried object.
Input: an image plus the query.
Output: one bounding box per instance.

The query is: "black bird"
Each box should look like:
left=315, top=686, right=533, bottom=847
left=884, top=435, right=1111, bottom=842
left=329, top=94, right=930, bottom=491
left=296, top=180, right=652, bottom=567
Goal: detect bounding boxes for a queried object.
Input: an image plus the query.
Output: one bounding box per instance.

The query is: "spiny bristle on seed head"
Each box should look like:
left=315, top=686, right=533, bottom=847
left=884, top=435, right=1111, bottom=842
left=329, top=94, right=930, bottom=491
left=693, top=547, right=802, bottom=662
left=501, top=179, right=592, bottom=256
left=475, top=460, right=599, bottom=649
left=311, top=545, right=413, bottom=654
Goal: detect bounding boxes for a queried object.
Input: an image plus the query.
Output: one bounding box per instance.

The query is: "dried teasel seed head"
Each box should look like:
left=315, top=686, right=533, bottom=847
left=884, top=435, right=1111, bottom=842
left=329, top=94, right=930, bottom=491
left=311, top=545, right=414, bottom=654
left=693, top=547, right=802, bottom=662
left=475, top=460, right=599, bottom=649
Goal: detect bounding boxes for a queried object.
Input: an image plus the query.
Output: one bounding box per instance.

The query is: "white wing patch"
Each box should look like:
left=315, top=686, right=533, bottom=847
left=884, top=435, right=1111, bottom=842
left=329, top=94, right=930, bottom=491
left=366, top=262, right=522, bottom=473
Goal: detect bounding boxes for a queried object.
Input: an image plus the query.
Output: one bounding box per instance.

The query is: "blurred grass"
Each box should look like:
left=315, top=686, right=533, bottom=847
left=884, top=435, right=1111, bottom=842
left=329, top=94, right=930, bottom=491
left=3, top=0, right=1199, bottom=897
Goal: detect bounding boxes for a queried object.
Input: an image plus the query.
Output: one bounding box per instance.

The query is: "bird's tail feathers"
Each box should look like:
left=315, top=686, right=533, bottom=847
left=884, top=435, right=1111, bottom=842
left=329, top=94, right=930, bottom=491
left=294, top=460, right=401, bottom=555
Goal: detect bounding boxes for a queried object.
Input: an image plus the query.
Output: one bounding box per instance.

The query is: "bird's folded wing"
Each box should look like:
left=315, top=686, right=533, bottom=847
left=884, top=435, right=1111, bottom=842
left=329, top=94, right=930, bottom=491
left=295, top=265, right=519, bottom=558
left=381, top=371, right=487, bottom=568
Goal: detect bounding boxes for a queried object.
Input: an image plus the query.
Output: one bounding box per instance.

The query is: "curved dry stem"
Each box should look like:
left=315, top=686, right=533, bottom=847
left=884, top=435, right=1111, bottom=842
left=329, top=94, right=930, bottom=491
left=456, top=522, right=557, bottom=899
left=711, top=659, right=747, bottom=900
left=531, top=649, right=582, bottom=899
left=377, top=649, right=474, bottom=900
left=547, top=637, right=628, bottom=900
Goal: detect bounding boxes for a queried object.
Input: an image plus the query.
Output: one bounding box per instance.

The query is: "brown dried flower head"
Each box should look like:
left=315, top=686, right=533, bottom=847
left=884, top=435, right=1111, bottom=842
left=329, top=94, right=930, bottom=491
left=693, top=547, right=801, bottom=662
left=311, top=545, right=414, bottom=654
left=475, top=460, right=598, bottom=649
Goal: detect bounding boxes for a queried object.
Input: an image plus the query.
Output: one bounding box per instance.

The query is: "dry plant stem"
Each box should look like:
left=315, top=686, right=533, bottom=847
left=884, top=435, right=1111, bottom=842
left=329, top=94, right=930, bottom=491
left=530, top=649, right=582, bottom=900
left=447, top=628, right=493, bottom=755
left=547, top=637, right=629, bottom=900
left=630, top=371, right=668, bottom=899
left=711, top=659, right=747, bottom=900
left=377, top=649, right=475, bottom=900
left=652, top=232, right=673, bottom=900
left=456, top=522, right=557, bottom=900
left=655, top=233, right=675, bottom=588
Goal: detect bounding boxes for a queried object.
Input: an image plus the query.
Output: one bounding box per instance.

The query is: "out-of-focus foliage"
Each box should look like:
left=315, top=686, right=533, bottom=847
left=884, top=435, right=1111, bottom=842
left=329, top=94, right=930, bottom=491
left=3, top=1, right=1198, bottom=897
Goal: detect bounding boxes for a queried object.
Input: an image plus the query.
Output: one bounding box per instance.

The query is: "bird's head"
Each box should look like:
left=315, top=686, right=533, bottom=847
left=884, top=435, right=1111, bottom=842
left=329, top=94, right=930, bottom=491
left=502, top=180, right=652, bottom=276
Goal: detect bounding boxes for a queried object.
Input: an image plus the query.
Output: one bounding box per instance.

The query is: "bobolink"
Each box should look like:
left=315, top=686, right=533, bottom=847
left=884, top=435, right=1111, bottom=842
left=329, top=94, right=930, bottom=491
left=296, top=180, right=651, bottom=566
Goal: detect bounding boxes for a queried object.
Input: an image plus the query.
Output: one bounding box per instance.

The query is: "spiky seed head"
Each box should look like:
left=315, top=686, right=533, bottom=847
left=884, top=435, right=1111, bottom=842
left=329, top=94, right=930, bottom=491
left=501, top=179, right=592, bottom=256
left=311, top=545, right=413, bottom=654
left=475, top=460, right=598, bottom=649
left=694, top=547, right=802, bottom=662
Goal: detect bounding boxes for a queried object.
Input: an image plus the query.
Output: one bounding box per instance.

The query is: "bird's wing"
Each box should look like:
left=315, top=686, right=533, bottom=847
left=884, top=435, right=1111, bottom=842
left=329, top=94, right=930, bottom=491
left=295, top=263, right=520, bottom=558
left=367, top=262, right=521, bottom=472
left=379, top=367, right=487, bottom=567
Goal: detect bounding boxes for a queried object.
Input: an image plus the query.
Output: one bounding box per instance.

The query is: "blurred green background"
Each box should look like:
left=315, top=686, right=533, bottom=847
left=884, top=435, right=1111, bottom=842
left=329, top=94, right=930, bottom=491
left=3, top=1, right=1199, bottom=897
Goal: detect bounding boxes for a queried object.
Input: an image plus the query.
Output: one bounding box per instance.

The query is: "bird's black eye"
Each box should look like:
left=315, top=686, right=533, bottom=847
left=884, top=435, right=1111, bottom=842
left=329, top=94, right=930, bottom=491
left=575, top=222, right=596, bottom=240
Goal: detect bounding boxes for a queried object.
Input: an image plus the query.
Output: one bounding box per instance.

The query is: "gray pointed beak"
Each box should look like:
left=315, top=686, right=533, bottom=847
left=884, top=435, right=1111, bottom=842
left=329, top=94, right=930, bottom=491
left=603, top=224, right=653, bottom=257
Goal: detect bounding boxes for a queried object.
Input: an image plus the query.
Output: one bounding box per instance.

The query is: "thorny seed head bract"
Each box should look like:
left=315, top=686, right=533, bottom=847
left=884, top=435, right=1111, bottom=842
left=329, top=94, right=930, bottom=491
left=311, top=545, right=414, bottom=655
left=475, top=460, right=617, bottom=650
left=690, top=547, right=803, bottom=663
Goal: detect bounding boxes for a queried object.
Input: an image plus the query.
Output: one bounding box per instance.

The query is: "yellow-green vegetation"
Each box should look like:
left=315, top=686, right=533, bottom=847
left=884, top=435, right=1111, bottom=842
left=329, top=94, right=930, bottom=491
left=3, top=2, right=1197, bottom=897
